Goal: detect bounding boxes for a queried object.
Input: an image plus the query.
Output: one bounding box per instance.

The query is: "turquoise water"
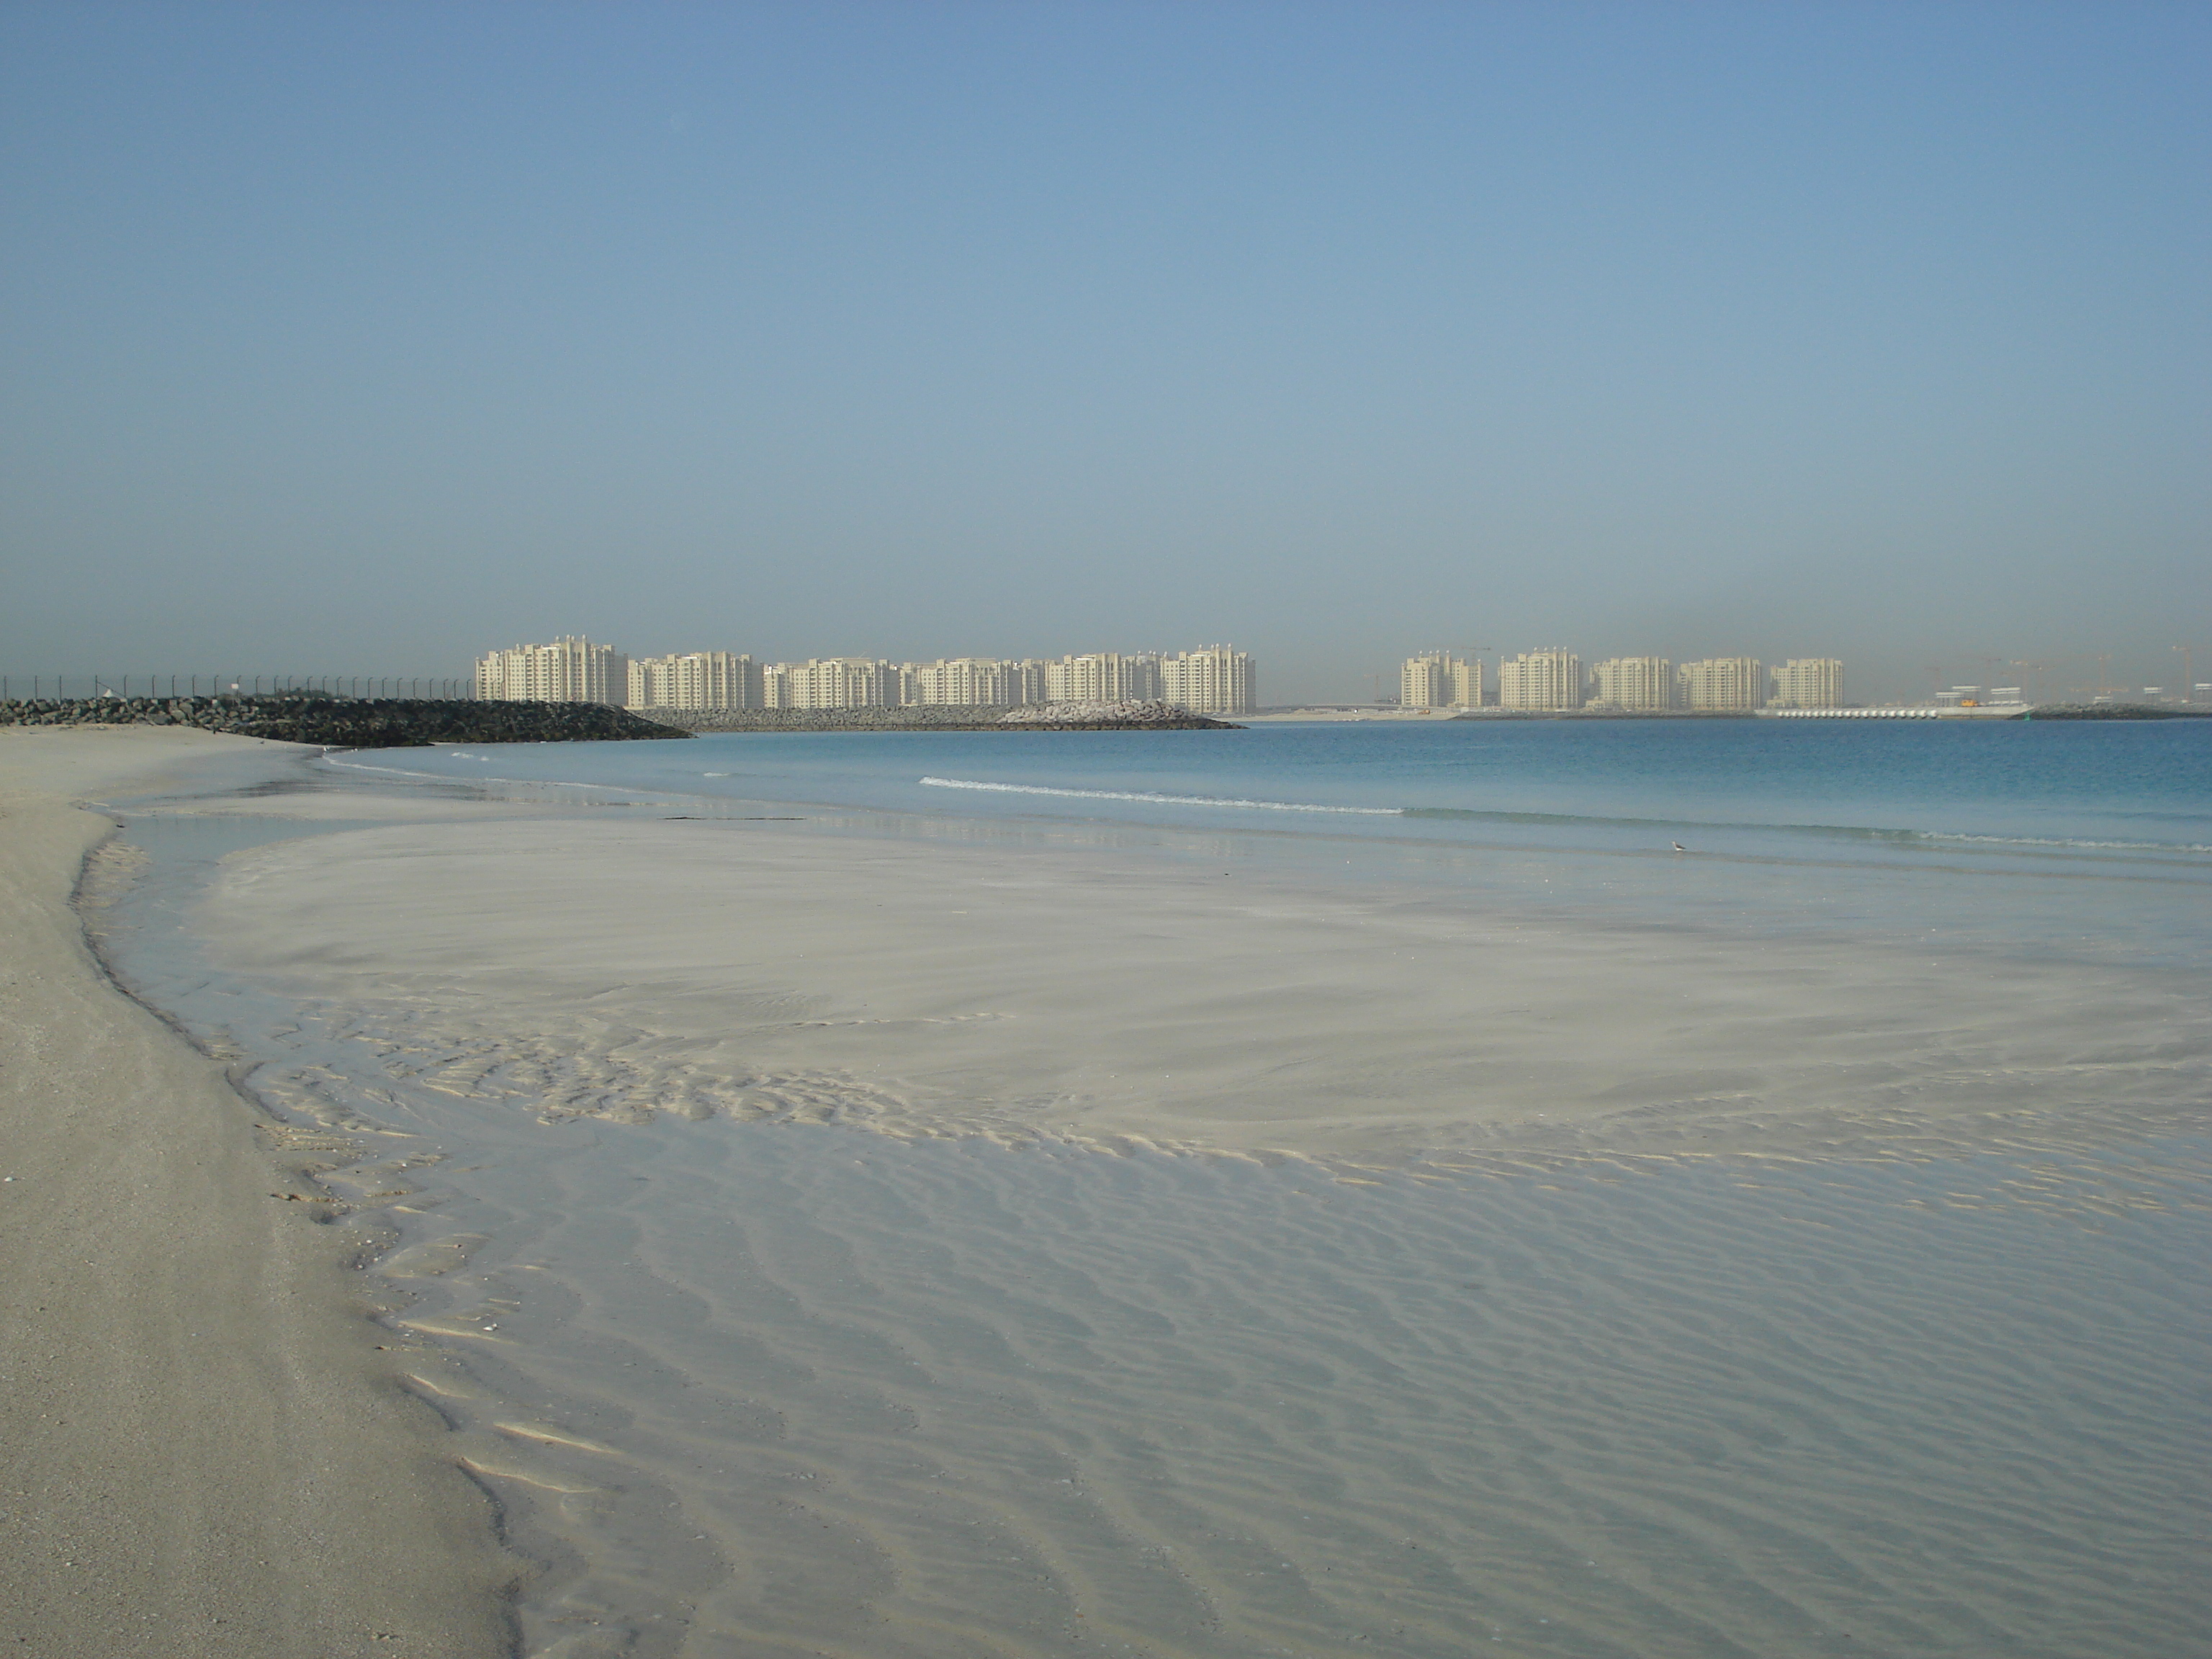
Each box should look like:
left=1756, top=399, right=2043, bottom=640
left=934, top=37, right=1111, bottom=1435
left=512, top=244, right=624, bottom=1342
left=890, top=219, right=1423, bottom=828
left=328, top=719, right=2212, bottom=968
left=338, top=719, right=2212, bottom=857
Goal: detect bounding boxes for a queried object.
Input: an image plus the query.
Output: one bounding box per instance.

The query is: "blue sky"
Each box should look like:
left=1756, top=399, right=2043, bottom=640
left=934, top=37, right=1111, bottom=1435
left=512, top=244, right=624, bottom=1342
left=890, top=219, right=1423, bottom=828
left=3, top=1, right=2205, bottom=702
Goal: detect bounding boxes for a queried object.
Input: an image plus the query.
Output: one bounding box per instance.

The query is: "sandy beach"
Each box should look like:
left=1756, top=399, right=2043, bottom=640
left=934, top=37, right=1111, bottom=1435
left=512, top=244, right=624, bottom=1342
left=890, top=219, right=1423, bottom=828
left=7, top=726, right=2203, bottom=1656
left=0, top=729, right=508, bottom=1658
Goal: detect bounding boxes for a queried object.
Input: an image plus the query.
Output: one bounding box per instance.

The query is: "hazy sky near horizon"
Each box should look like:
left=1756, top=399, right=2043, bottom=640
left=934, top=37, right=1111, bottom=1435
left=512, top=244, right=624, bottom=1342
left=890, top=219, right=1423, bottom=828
left=3, top=2, right=2206, bottom=703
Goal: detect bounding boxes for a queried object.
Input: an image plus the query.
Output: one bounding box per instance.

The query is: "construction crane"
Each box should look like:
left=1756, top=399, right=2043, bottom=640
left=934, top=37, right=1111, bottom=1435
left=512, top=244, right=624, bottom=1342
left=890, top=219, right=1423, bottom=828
left=2009, top=660, right=2054, bottom=704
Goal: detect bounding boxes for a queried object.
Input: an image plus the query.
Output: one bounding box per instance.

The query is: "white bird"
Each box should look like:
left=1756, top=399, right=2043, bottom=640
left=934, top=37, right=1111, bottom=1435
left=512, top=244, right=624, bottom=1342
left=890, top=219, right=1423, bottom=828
left=1671, top=840, right=1687, bottom=853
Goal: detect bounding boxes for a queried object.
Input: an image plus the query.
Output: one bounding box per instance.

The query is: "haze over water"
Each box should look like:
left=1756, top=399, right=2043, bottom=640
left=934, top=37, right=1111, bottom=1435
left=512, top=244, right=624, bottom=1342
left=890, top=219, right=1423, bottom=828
left=100, top=721, right=2212, bottom=1657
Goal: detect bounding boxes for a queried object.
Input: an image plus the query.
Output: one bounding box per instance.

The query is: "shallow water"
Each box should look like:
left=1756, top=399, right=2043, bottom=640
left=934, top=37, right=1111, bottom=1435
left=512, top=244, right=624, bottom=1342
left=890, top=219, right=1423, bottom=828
left=325, top=719, right=2212, bottom=973
left=95, top=730, right=2212, bottom=1657
left=338, top=719, right=2212, bottom=855
left=421, top=1128, right=2210, bottom=1659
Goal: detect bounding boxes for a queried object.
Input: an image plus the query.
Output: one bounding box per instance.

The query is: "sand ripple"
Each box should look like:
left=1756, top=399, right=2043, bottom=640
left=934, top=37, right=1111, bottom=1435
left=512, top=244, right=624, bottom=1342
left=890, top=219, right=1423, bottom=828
left=266, top=1072, right=2212, bottom=1658
left=96, top=810, right=2212, bottom=1656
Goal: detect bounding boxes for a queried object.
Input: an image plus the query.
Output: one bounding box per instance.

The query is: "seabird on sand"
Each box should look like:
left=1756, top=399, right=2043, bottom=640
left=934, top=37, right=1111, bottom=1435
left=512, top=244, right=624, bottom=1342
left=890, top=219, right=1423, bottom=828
left=1671, top=840, right=1687, bottom=853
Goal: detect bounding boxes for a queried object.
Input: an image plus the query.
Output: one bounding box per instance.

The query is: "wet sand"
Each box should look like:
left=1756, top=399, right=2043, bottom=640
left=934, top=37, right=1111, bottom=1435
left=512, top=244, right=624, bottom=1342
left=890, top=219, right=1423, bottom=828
left=60, top=732, right=2212, bottom=1656
left=0, top=729, right=509, bottom=1658
left=194, top=811, right=2208, bottom=1166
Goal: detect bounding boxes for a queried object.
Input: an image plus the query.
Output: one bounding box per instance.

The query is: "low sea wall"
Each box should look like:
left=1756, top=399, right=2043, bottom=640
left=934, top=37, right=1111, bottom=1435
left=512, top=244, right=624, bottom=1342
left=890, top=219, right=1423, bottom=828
left=1461, top=704, right=2206, bottom=721
left=0, top=696, right=691, bottom=747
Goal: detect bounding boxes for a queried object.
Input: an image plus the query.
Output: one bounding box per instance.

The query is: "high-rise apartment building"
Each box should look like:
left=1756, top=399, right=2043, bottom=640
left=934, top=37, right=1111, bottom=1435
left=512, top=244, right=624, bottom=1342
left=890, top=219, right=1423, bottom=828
left=904, top=657, right=1025, bottom=706
left=764, top=657, right=899, bottom=709
left=1401, top=652, right=1483, bottom=709
left=1498, top=648, right=1582, bottom=711
left=1677, top=657, right=1766, bottom=711
left=1401, top=652, right=1455, bottom=709
left=473, top=637, right=1259, bottom=714
left=1589, top=657, right=1673, bottom=711
left=1766, top=658, right=1845, bottom=709
left=474, top=637, right=629, bottom=705
left=1159, top=645, right=1256, bottom=715
left=1451, top=657, right=1486, bottom=708
left=628, top=651, right=762, bottom=711
left=1043, top=652, right=1163, bottom=705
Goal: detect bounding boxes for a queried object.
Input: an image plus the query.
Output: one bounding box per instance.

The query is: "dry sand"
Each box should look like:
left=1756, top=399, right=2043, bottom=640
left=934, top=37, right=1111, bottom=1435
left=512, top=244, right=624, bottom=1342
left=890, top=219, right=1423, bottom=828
left=0, top=728, right=509, bottom=1658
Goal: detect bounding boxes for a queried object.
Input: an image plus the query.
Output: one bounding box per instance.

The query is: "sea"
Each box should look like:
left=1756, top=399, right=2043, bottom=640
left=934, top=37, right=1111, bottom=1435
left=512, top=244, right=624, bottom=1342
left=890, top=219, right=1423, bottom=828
left=97, top=718, right=2212, bottom=1658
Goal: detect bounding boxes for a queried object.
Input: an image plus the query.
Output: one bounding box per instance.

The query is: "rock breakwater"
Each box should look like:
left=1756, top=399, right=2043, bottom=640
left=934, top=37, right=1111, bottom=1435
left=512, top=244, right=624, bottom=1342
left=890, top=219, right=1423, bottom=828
left=0, top=695, right=691, bottom=747
left=1449, top=707, right=1755, bottom=721
left=649, top=701, right=1241, bottom=732
left=2017, top=703, right=2211, bottom=720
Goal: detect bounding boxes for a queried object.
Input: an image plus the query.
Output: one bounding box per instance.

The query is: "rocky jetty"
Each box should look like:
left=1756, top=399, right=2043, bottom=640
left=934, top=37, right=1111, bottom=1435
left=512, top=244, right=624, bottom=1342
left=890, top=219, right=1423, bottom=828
left=1449, top=708, right=1755, bottom=721
left=0, top=695, right=691, bottom=747
left=2014, top=703, right=2209, bottom=720
left=650, top=701, right=1241, bottom=733
left=997, top=699, right=1239, bottom=729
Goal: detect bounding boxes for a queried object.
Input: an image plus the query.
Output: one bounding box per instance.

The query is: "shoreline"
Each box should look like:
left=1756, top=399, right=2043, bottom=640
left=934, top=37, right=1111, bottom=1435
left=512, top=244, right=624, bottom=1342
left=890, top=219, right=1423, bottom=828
left=92, top=732, right=2212, bottom=1657
left=0, top=728, right=510, bottom=1658
left=173, top=743, right=2207, bottom=1171
left=38, top=724, right=2212, bottom=1655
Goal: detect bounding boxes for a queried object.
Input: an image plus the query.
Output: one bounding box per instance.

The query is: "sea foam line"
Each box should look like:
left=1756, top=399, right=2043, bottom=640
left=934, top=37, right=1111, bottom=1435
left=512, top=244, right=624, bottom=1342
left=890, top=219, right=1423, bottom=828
left=919, top=777, right=1401, bottom=814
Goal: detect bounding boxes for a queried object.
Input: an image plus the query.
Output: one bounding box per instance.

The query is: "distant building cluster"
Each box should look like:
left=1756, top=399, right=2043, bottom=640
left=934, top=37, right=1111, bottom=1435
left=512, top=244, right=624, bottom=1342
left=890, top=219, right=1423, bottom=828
left=1398, top=649, right=1846, bottom=711
left=474, top=638, right=1257, bottom=716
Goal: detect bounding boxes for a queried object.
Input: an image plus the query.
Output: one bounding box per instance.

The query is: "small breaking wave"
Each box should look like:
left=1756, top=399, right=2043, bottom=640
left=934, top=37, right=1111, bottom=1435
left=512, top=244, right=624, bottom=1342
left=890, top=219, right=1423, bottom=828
left=1919, top=831, right=2212, bottom=855
left=919, top=777, right=1401, bottom=814
left=922, top=780, right=2211, bottom=854
left=1410, top=805, right=2210, bottom=853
